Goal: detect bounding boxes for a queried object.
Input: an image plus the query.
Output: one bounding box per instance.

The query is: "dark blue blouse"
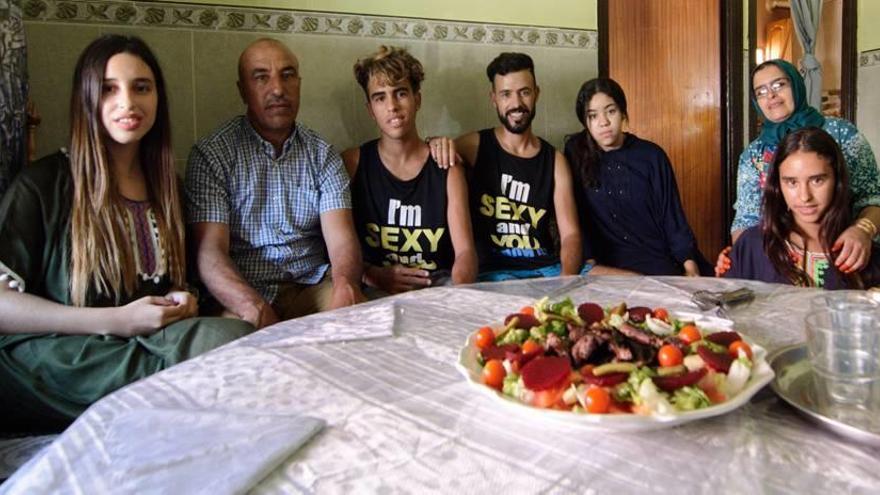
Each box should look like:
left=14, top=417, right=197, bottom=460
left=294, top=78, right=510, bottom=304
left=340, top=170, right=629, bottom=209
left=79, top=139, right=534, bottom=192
left=724, top=226, right=880, bottom=289
left=564, top=133, right=707, bottom=275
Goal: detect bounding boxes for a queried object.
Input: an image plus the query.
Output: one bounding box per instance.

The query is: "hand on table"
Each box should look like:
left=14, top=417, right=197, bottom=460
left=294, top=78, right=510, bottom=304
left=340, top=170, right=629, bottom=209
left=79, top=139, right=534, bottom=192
left=367, top=265, right=432, bottom=294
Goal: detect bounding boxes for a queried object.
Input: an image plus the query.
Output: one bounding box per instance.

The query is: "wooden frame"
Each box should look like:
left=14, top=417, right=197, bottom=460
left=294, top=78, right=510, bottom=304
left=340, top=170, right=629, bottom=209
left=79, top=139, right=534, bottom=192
left=721, top=0, right=744, bottom=244
left=841, top=0, right=857, bottom=123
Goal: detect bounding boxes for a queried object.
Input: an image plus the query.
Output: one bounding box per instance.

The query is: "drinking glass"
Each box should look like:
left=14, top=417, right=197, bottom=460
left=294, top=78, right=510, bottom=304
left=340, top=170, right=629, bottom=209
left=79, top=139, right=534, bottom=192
left=804, top=309, right=880, bottom=426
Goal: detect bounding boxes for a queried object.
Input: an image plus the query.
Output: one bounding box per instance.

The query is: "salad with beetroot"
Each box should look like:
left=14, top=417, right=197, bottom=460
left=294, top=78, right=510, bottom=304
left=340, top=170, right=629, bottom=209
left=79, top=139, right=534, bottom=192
left=472, top=298, right=758, bottom=415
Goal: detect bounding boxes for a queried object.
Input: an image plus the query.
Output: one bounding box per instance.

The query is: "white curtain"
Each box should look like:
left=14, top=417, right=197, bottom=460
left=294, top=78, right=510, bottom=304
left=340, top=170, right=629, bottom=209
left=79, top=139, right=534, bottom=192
left=791, top=0, right=823, bottom=110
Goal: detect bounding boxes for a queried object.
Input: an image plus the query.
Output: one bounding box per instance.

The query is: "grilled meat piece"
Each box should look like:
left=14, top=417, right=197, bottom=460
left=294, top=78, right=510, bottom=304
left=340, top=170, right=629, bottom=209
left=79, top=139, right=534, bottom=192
left=618, top=322, right=665, bottom=348
left=608, top=339, right=634, bottom=361
left=545, top=333, right=570, bottom=362
left=571, top=334, right=599, bottom=366
left=628, top=341, right=657, bottom=366
left=568, top=322, right=587, bottom=343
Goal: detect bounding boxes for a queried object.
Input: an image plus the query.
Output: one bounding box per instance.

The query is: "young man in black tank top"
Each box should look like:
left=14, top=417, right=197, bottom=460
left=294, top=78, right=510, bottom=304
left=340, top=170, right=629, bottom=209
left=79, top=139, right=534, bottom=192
left=342, top=46, right=477, bottom=294
left=430, top=53, right=634, bottom=280
left=433, top=53, right=582, bottom=280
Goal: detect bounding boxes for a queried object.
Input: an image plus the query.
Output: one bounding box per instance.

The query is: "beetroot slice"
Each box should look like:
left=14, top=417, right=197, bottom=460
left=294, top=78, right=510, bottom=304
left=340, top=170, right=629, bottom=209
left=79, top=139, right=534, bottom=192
left=521, top=356, right=572, bottom=391
left=696, top=345, right=733, bottom=373
left=504, top=313, right=540, bottom=329
left=704, top=331, right=742, bottom=346
left=628, top=306, right=652, bottom=324
left=652, top=368, right=708, bottom=391
left=481, top=343, right=520, bottom=361
left=577, top=303, right=605, bottom=325
left=509, top=349, right=543, bottom=370
left=582, top=370, right=629, bottom=387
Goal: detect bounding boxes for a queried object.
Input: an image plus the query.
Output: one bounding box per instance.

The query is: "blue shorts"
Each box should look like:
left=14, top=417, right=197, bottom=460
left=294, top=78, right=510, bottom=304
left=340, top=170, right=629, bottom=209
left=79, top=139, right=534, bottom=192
left=477, top=262, right=594, bottom=282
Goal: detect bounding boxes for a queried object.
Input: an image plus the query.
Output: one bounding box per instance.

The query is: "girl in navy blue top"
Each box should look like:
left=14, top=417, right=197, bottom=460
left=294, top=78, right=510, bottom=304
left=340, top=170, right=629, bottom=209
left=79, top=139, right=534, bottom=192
left=725, top=127, right=880, bottom=289
left=564, top=78, right=710, bottom=276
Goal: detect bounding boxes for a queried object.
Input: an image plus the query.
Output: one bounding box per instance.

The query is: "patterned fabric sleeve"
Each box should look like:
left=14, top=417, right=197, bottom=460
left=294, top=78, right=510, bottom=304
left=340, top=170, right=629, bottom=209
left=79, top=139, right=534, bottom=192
left=730, top=143, right=764, bottom=233
left=316, top=143, right=351, bottom=213
left=825, top=118, right=880, bottom=213
left=185, top=144, right=230, bottom=224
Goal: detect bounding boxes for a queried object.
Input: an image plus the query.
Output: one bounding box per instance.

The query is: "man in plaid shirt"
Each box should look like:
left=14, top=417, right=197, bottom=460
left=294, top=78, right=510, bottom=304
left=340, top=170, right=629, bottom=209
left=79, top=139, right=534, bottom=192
left=186, top=38, right=366, bottom=328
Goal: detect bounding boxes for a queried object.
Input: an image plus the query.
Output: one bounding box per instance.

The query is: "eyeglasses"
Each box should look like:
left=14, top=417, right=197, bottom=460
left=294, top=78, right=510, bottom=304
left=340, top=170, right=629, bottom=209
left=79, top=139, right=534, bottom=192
left=754, top=78, right=789, bottom=99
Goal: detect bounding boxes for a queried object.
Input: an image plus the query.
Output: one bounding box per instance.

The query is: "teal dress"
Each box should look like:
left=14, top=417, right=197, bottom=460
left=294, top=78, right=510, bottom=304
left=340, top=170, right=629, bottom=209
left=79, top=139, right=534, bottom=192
left=0, top=152, right=254, bottom=433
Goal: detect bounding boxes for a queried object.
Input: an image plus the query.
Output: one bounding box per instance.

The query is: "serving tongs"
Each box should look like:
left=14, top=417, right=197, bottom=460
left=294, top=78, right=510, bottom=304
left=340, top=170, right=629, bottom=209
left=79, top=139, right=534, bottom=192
left=691, top=287, right=754, bottom=317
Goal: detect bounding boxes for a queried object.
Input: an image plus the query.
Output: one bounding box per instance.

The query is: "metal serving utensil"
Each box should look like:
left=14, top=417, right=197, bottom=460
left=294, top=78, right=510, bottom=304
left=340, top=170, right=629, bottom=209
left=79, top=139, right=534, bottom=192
left=692, top=287, right=754, bottom=317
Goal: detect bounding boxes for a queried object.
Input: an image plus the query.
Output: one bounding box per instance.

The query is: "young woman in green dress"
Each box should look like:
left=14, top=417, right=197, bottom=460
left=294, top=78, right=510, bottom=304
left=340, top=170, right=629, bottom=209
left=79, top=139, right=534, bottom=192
left=0, top=35, right=254, bottom=432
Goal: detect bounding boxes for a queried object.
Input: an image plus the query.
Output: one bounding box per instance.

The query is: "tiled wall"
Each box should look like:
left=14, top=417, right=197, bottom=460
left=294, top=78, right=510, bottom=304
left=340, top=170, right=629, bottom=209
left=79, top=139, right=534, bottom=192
left=858, top=49, right=880, bottom=158
left=24, top=0, right=598, bottom=173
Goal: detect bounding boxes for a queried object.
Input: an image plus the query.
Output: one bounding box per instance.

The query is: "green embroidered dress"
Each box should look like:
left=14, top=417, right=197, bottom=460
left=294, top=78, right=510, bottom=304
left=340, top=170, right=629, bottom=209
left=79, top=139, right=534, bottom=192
left=0, top=152, right=254, bottom=432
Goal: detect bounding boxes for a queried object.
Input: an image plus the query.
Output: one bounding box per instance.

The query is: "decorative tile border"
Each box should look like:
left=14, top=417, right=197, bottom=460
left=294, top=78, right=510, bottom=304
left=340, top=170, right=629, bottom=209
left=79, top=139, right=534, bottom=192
left=860, top=49, right=880, bottom=68
left=22, top=0, right=598, bottom=49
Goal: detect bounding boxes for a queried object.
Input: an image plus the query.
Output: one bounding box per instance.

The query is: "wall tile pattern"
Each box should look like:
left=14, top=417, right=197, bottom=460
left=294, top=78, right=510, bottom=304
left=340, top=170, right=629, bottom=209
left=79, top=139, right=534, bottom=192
left=21, top=0, right=598, bottom=49
left=24, top=0, right=599, bottom=173
left=859, top=48, right=880, bottom=68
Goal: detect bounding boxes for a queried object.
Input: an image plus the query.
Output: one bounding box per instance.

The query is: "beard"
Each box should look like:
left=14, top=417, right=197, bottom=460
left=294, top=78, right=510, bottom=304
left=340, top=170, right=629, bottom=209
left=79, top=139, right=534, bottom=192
left=497, top=105, right=536, bottom=134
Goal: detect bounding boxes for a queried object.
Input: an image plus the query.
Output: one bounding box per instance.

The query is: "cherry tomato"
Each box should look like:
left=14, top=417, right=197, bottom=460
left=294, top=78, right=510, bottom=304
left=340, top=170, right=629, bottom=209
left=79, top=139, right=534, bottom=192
left=658, top=344, right=684, bottom=367
left=729, top=340, right=753, bottom=360
left=678, top=325, right=702, bottom=345
left=585, top=386, right=611, bottom=414
left=531, top=380, right=570, bottom=409
left=652, top=307, right=669, bottom=322
left=521, top=339, right=542, bottom=355
left=520, top=305, right=536, bottom=316
left=475, top=326, right=495, bottom=350
left=482, top=359, right=506, bottom=389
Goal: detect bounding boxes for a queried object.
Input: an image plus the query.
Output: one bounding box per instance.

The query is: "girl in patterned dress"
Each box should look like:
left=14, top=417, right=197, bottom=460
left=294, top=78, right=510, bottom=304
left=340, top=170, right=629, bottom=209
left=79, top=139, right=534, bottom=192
left=725, top=127, right=880, bottom=289
left=0, top=35, right=254, bottom=432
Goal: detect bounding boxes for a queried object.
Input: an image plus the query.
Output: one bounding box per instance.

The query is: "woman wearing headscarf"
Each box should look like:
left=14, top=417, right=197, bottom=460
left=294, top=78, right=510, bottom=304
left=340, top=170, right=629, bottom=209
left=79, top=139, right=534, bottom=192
left=719, top=59, right=880, bottom=275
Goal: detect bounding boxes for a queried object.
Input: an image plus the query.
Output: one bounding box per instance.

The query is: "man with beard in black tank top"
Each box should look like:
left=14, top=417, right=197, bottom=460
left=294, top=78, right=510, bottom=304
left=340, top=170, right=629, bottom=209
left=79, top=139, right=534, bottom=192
left=343, top=46, right=476, bottom=295
left=434, top=52, right=587, bottom=280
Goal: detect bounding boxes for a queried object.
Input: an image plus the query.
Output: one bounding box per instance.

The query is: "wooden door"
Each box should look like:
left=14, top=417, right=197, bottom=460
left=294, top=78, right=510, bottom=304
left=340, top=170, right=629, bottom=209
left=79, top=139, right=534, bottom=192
left=600, top=0, right=738, bottom=262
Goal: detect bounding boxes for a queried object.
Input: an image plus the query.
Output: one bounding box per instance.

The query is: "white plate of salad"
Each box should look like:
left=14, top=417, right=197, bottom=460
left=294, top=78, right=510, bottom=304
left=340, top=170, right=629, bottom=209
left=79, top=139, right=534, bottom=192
left=456, top=297, right=775, bottom=432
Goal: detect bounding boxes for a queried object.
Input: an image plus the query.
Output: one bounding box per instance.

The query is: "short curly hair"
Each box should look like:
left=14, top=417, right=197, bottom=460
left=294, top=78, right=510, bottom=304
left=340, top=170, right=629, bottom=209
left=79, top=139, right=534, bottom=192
left=354, top=45, right=425, bottom=99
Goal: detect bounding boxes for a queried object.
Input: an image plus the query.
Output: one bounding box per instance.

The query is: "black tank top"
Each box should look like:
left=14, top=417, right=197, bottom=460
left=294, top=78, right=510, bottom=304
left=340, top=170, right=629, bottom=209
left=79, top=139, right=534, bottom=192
left=351, top=139, right=453, bottom=272
left=469, top=128, right=558, bottom=271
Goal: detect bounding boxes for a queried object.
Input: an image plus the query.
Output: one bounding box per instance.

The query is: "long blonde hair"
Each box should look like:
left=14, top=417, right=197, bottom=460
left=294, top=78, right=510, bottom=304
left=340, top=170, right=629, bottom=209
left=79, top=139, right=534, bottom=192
left=68, top=35, right=185, bottom=306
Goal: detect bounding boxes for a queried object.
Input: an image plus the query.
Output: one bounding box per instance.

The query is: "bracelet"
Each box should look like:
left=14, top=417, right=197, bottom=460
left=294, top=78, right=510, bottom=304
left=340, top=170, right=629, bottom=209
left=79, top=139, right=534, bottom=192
left=855, top=218, right=878, bottom=238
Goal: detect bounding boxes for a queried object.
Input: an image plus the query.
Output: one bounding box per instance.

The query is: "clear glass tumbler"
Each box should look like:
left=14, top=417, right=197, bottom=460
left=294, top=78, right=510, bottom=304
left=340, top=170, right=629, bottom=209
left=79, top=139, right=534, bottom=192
left=804, top=309, right=880, bottom=426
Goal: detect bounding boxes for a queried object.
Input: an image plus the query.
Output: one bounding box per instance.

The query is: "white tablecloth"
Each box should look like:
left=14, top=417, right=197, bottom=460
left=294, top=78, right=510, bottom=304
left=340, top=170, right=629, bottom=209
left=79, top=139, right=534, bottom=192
left=3, top=276, right=880, bottom=494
